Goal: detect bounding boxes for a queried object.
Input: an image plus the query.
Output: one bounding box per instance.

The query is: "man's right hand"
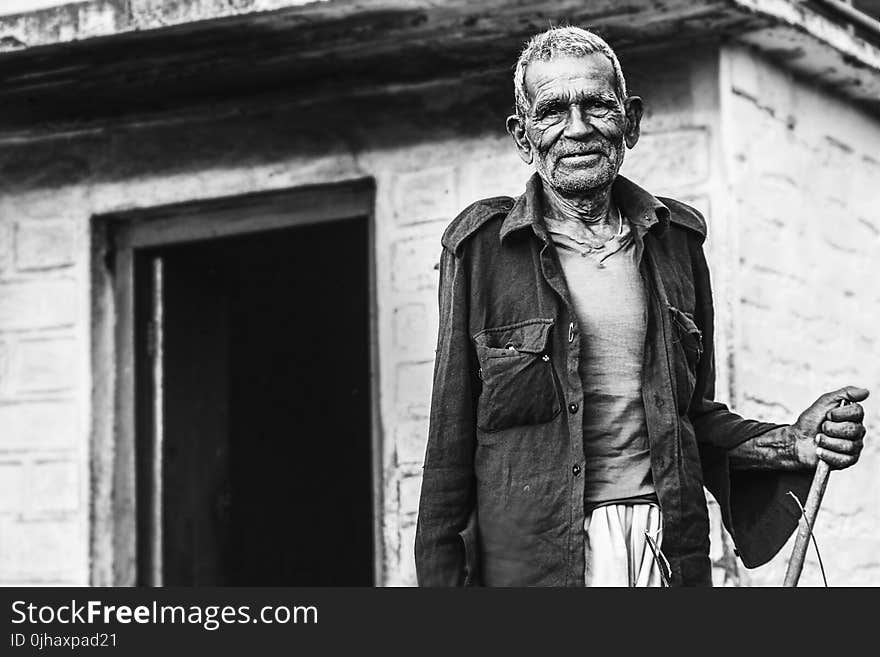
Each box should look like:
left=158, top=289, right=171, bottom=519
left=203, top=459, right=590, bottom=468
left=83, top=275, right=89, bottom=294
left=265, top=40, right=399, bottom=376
left=792, top=386, right=869, bottom=470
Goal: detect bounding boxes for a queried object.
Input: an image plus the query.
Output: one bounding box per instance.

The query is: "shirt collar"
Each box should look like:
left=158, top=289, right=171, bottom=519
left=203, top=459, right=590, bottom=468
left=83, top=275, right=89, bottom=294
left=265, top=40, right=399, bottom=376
left=500, top=172, right=670, bottom=244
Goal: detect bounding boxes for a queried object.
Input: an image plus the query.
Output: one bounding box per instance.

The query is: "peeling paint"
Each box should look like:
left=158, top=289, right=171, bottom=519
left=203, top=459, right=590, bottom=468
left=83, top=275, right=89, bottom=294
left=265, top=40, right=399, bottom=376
left=0, top=35, right=26, bottom=51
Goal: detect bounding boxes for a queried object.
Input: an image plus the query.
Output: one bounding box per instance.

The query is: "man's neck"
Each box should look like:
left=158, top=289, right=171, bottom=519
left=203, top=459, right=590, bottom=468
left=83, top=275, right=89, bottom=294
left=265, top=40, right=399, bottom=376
left=541, top=182, right=615, bottom=228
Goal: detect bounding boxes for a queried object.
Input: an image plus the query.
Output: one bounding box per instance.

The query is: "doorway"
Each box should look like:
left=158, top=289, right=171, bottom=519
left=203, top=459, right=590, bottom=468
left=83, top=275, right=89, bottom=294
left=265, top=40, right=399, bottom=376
left=98, top=180, right=379, bottom=586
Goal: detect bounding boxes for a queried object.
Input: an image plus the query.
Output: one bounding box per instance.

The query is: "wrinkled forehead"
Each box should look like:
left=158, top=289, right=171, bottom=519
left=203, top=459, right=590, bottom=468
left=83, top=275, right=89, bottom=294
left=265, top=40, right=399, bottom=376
left=523, top=54, right=619, bottom=106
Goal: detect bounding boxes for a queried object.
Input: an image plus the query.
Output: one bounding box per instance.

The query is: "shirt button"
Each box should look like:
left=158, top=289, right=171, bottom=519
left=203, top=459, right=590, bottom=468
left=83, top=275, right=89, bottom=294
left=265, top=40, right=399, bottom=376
left=568, top=402, right=579, bottom=414
left=572, top=464, right=581, bottom=476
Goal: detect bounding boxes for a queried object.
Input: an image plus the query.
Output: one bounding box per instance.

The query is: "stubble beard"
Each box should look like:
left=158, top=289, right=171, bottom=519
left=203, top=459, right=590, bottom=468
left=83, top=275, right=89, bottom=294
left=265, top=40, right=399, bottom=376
left=534, top=142, right=626, bottom=199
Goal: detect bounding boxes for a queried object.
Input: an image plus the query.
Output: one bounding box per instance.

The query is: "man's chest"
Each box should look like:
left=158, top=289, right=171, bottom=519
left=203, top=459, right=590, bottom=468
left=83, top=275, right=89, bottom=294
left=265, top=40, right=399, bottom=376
left=466, top=230, right=697, bottom=337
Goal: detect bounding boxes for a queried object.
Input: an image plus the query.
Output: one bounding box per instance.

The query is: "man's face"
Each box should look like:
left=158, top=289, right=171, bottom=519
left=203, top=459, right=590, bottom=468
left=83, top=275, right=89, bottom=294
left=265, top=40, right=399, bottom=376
left=510, top=53, right=641, bottom=197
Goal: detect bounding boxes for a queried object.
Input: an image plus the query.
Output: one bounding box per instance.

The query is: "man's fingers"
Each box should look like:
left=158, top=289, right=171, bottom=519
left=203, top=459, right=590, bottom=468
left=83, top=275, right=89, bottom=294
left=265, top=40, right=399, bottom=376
left=816, top=447, right=859, bottom=470
left=821, top=420, right=866, bottom=440
left=818, top=386, right=870, bottom=407
left=816, top=433, right=863, bottom=455
left=838, top=386, right=869, bottom=403
left=826, top=403, right=865, bottom=422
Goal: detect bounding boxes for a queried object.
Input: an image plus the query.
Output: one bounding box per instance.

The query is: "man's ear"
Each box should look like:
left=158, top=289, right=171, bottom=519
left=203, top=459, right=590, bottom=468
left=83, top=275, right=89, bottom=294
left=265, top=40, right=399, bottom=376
left=506, top=114, right=534, bottom=165
left=623, top=96, right=643, bottom=149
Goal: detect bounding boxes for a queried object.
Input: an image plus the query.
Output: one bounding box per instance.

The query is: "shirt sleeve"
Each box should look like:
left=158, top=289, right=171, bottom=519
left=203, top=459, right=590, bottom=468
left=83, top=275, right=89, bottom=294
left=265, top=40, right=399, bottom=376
left=686, top=235, right=812, bottom=568
left=414, top=246, right=479, bottom=586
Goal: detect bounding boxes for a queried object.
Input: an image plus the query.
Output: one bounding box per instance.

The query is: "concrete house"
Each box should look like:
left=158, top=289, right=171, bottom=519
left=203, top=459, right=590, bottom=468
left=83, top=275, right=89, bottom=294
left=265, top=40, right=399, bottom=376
left=0, top=0, right=878, bottom=587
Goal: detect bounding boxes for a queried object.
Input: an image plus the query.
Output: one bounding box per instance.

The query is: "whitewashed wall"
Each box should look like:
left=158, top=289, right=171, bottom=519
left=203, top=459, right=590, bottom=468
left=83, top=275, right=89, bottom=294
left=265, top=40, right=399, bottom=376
left=721, top=44, right=880, bottom=587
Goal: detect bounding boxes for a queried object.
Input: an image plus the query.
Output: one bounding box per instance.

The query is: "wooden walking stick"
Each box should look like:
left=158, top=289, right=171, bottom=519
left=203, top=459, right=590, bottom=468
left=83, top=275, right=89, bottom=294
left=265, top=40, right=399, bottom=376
left=782, top=399, right=847, bottom=587
left=783, top=460, right=830, bottom=587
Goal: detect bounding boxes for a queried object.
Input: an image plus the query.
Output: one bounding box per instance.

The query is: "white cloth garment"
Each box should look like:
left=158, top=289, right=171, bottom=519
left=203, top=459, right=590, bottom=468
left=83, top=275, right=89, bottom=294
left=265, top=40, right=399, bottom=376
left=584, top=503, right=666, bottom=587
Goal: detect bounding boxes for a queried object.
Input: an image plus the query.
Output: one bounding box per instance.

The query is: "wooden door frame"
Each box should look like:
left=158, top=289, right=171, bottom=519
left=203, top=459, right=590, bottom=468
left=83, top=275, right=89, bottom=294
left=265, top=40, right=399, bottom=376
left=90, top=178, right=381, bottom=586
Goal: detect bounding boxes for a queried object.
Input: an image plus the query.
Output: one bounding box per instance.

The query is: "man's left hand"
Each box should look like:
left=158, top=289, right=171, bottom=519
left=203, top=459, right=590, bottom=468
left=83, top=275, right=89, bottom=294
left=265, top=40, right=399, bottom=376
left=793, top=386, right=870, bottom=470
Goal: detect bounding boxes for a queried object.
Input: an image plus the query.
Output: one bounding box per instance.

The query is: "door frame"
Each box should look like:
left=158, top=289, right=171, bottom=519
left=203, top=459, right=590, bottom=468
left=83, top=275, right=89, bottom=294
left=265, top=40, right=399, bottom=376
left=90, top=178, right=381, bottom=586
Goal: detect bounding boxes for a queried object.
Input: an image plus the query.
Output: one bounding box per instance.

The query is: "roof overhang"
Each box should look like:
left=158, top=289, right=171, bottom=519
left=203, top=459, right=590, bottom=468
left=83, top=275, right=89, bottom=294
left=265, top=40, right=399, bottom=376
left=0, top=0, right=877, bottom=133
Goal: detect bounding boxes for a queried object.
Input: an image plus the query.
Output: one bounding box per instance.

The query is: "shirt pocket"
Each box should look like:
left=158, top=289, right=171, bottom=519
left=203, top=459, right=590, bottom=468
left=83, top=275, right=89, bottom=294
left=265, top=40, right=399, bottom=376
left=668, top=305, right=704, bottom=410
left=473, top=318, right=561, bottom=434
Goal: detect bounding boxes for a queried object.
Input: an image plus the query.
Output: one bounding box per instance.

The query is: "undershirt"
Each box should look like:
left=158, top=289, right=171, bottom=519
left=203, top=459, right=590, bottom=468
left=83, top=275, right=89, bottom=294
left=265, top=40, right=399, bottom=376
left=545, top=210, right=657, bottom=509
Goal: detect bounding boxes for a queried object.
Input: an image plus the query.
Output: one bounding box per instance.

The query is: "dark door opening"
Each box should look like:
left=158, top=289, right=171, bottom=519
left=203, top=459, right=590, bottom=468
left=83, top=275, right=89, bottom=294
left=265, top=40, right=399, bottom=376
left=133, top=217, right=374, bottom=585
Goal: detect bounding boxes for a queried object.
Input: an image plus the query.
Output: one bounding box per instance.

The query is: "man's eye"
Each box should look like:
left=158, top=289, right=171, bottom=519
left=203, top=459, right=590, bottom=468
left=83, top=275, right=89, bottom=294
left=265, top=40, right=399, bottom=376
left=587, top=105, right=613, bottom=116
left=537, top=105, right=565, bottom=119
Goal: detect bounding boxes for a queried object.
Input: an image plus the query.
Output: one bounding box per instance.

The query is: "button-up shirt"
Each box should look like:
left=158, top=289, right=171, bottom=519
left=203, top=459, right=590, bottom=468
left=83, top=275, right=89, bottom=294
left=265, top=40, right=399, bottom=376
left=415, top=173, right=812, bottom=586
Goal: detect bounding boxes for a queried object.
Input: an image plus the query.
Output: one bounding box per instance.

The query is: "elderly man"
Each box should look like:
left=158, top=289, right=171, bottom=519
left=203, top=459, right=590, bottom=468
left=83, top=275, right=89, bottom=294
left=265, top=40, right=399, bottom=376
left=414, top=26, right=869, bottom=587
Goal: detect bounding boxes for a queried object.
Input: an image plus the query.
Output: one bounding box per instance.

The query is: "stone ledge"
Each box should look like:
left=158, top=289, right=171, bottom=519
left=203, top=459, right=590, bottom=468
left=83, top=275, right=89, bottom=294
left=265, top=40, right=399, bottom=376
left=0, top=0, right=315, bottom=50
left=1, top=1, right=878, bottom=131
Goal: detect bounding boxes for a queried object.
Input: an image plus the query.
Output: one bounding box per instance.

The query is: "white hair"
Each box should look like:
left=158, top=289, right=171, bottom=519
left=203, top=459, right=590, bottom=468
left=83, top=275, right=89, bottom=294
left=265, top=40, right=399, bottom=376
left=513, top=26, right=628, bottom=118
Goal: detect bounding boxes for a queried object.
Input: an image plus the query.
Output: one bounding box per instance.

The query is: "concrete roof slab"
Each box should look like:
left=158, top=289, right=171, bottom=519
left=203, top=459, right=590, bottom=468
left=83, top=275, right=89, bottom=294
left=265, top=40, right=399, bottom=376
left=0, top=0, right=877, bottom=131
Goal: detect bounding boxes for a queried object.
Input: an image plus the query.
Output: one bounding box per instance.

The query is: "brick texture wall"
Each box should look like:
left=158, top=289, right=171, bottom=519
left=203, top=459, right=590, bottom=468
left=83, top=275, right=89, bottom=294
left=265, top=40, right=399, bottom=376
left=0, top=185, right=87, bottom=584
left=721, top=45, right=880, bottom=586
left=0, top=72, right=525, bottom=586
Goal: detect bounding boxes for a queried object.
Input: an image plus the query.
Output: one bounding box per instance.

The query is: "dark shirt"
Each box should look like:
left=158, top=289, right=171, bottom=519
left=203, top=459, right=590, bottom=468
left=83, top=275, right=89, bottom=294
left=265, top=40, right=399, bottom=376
left=415, top=173, right=812, bottom=586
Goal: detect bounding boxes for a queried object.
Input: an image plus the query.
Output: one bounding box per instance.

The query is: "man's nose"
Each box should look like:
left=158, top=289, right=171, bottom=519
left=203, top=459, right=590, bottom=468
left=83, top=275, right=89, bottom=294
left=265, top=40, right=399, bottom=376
left=563, top=106, right=594, bottom=139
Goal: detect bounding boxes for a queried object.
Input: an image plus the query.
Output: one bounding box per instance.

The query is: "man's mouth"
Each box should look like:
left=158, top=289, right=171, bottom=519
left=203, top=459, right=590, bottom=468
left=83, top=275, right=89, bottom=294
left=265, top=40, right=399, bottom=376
left=558, top=152, right=605, bottom=164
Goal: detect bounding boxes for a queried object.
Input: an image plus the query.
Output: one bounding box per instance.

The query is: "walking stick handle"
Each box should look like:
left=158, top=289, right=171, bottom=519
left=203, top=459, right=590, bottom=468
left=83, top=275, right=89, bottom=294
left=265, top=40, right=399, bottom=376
left=783, top=460, right=831, bottom=587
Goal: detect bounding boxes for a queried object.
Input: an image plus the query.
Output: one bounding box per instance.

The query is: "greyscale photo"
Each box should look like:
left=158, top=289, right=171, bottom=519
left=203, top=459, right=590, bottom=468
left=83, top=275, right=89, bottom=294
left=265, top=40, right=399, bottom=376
left=0, top=0, right=877, bottom=590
